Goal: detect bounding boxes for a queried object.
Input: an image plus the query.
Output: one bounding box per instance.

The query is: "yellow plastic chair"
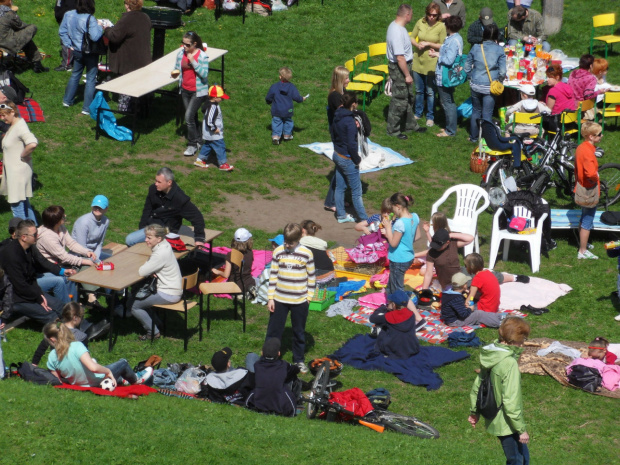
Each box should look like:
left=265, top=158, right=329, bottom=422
left=590, top=13, right=620, bottom=58
left=600, top=92, right=620, bottom=133
left=546, top=110, right=579, bottom=141
left=352, top=53, right=384, bottom=87
left=367, top=43, right=389, bottom=75
left=344, top=59, right=373, bottom=110
left=511, top=112, right=543, bottom=138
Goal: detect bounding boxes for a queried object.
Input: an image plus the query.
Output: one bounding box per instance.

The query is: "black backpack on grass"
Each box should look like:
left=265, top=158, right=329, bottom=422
left=476, top=368, right=502, bottom=419
left=15, top=361, right=62, bottom=386
left=567, top=365, right=602, bottom=392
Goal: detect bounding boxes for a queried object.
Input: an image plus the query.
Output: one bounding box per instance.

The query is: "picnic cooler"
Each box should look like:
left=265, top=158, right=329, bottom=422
left=309, top=289, right=336, bottom=312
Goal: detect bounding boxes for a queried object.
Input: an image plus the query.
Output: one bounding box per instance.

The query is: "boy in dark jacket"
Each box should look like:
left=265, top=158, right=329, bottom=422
left=201, top=346, right=253, bottom=404
left=368, top=290, right=427, bottom=359
left=245, top=338, right=301, bottom=417
left=441, top=272, right=503, bottom=327
left=265, top=67, right=305, bottom=145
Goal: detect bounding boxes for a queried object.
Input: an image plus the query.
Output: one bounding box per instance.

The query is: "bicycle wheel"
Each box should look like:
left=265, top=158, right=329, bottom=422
left=598, top=163, right=620, bottom=208
left=376, top=411, right=440, bottom=439
left=306, top=361, right=330, bottom=419
left=481, top=158, right=510, bottom=194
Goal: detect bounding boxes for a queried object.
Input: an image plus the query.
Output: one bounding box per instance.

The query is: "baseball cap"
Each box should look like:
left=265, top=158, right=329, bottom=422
left=268, top=234, right=284, bottom=246
left=387, top=290, right=410, bottom=307
left=479, top=7, right=494, bottom=26
left=430, top=229, right=450, bottom=250
left=208, top=85, right=230, bottom=100
left=211, top=347, right=232, bottom=372
left=262, top=338, right=281, bottom=359
left=451, top=272, right=470, bottom=288
left=0, top=86, right=17, bottom=103
left=91, top=195, right=109, bottom=209
left=520, top=84, right=536, bottom=96
left=234, top=227, right=252, bottom=242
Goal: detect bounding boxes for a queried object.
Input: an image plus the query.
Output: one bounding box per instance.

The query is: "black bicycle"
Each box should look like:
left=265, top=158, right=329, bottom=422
left=304, top=362, right=440, bottom=439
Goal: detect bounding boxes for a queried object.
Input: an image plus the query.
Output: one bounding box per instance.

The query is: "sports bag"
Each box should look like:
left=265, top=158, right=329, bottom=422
left=441, top=42, right=467, bottom=88
left=476, top=368, right=502, bottom=419
left=601, top=211, right=620, bottom=226
left=16, top=361, right=62, bottom=385
left=567, top=364, right=602, bottom=392
left=82, top=15, right=107, bottom=56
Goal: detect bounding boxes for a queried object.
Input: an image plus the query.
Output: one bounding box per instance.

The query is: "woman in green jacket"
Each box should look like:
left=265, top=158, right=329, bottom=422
left=468, top=317, right=531, bottom=465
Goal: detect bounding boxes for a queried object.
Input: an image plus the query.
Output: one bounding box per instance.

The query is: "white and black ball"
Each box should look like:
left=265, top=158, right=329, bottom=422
left=100, top=378, right=116, bottom=392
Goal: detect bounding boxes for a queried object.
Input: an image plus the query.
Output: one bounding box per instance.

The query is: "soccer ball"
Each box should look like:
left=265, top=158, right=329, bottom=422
left=100, top=378, right=116, bottom=392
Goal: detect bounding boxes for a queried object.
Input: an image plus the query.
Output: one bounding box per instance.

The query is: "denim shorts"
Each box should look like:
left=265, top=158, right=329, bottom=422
left=580, top=206, right=597, bottom=231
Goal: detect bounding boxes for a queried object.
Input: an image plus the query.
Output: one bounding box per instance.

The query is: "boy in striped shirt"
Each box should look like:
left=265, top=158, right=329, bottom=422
left=267, top=223, right=316, bottom=374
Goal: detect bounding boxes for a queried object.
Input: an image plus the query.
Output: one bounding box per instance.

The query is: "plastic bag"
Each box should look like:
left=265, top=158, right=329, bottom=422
left=457, top=98, right=472, bottom=119
left=174, top=367, right=207, bottom=394
left=89, top=91, right=133, bottom=142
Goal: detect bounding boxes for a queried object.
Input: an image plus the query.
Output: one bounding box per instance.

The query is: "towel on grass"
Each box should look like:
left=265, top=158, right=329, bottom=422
left=300, top=139, right=413, bottom=173
left=55, top=383, right=157, bottom=398
left=499, top=276, right=571, bottom=311
left=331, top=334, right=469, bottom=390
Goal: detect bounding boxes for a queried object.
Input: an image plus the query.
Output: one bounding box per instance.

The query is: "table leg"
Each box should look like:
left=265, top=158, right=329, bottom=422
left=108, top=292, right=116, bottom=352
left=221, top=55, right=225, bottom=89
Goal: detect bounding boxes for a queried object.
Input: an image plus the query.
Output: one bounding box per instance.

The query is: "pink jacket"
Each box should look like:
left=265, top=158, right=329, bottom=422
left=567, top=357, right=620, bottom=391
left=37, top=225, right=91, bottom=267
left=568, top=68, right=602, bottom=102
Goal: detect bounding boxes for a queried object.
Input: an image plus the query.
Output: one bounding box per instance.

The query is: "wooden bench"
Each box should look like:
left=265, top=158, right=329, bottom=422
left=550, top=209, right=620, bottom=231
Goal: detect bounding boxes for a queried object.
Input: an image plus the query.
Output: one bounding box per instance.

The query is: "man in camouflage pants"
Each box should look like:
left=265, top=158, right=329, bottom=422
left=386, top=4, right=426, bottom=140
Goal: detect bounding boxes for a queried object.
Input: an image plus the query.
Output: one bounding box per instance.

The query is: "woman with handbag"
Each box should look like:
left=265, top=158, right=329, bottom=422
left=464, top=24, right=506, bottom=143
left=59, top=0, right=104, bottom=115
left=574, top=121, right=603, bottom=260
left=429, top=15, right=464, bottom=137
left=129, top=224, right=182, bottom=341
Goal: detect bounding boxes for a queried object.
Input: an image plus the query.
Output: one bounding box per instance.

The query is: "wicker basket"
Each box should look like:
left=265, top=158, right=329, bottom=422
left=330, top=247, right=386, bottom=276
left=470, top=147, right=489, bottom=174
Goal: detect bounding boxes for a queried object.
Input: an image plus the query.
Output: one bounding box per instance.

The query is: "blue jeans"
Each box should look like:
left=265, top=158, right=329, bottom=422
left=105, top=359, right=138, bottom=385
left=130, top=290, right=180, bottom=334
left=498, top=433, right=530, bottom=465
left=125, top=228, right=146, bottom=246
left=266, top=300, right=309, bottom=363
left=437, top=85, right=457, bottom=136
left=579, top=206, right=597, bottom=231
left=63, top=50, right=99, bottom=113
left=470, top=89, right=496, bottom=141
left=10, top=199, right=36, bottom=223
left=333, top=154, right=367, bottom=221
left=413, top=71, right=436, bottom=121
left=37, top=272, right=73, bottom=303
left=181, top=89, right=206, bottom=147
left=198, top=138, right=227, bottom=165
left=386, top=260, right=413, bottom=295
left=324, top=174, right=336, bottom=208
left=271, top=116, right=294, bottom=138
left=507, top=39, right=550, bottom=53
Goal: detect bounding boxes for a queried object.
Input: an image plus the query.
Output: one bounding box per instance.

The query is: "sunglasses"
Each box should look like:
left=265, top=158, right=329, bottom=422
left=181, top=42, right=192, bottom=47
left=594, top=133, right=603, bottom=137
left=427, top=13, right=439, bottom=17
left=0, top=103, right=12, bottom=109
left=24, top=232, right=38, bottom=238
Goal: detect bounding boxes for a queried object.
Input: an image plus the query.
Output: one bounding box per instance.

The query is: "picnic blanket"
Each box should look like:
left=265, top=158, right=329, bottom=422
left=300, top=139, right=413, bottom=173
left=344, top=304, right=527, bottom=344
left=550, top=209, right=620, bottom=231
left=17, top=98, right=45, bottom=122
left=331, top=334, right=469, bottom=390
left=54, top=383, right=157, bottom=398
left=199, top=245, right=272, bottom=278
left=499, top=276, right=571, bottom=311
left=519, top=338, right=620, bottom=399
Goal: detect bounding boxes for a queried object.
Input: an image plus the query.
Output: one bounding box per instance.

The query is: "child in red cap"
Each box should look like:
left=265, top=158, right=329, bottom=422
left=194, top=85, right=233, bottom=171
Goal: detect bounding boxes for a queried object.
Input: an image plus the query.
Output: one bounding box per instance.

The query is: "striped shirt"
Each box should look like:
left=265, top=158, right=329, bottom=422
left=268, top=244, right=315, bottom=304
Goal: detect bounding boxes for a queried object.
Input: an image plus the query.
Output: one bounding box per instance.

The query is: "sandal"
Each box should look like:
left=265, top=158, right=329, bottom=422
left=138, top=332, right=161, bottom=342
left=324, top=206, right=336, bottom=212
left=436, top=130, right=451, bottom=137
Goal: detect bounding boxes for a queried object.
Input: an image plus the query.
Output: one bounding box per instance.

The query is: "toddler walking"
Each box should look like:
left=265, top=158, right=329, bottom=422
left=194, top=85, right=234, bottom=171
left=265, top=67, right=306, bottom=145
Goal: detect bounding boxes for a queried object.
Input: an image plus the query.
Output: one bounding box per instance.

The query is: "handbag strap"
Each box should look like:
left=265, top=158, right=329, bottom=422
left=480, top=44, right=493, bottom=84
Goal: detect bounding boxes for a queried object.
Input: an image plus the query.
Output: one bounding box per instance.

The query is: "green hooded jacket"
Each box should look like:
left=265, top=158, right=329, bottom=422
left=469, top=340, right=526, bottom=437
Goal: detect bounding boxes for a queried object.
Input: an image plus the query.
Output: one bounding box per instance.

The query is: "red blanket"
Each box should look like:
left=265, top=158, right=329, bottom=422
left=55, top=383, right=157, bottom=398
left=17, top=98, right=45, bottom=123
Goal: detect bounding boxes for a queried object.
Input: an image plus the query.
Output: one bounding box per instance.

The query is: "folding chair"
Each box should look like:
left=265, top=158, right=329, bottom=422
left=590, top=13, right=620, bottom=59
left=198, top=249, right=247, bottom=335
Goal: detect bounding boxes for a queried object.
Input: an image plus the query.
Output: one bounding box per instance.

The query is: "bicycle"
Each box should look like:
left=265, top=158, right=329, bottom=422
left=304, top=361, right=440, bottom=439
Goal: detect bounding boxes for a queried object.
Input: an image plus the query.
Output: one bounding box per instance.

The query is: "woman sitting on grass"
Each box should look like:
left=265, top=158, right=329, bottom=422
left=44, top=321, right=152, bottom=387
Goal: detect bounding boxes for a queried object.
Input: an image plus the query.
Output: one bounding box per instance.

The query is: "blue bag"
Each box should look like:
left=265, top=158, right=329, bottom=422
left=441, top=53, right=467, bottom=88
left=447, top=331, right=481, bottom=348
left=457, top=97, right=473, bottom=119
left=89, top=91, right=133, bottom=142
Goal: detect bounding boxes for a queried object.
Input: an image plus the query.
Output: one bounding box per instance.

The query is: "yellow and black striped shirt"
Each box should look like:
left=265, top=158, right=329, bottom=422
left=268, top=244, right=316, bottom=304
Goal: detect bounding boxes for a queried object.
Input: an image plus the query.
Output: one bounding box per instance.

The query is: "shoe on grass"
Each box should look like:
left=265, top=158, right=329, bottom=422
left=135, top=367, right=154, bottom=385
left=515, top=275, right=530, bottom=284
left=426, top=120, right=434, bottom=127
left=283, top=135, right=294, bottom=141
left=415, top=318, right=428, bottom=332
left=183, top=145, right=197, bottom=156
left=272, top=138, right=280, bottom=145
left=337, top=214, right=355, bottom=223
left=219, top=163, right=233, bottom=171
left=194, top=159, right=209, bottom=168
left=615, top=314, right=620, bottom=321
left=295, top=362, right=308, bottom=374
left=577, top=250, right=598, bottom=259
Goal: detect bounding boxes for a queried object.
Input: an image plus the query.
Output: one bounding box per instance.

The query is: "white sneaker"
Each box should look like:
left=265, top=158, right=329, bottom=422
left=615, top=313, right=620, bottom=321
left=295, top=362, right=309, bottom=374
left=183, top=145, right=197, bottom=156
left=577, top=250, right=598, bottom=259
left=426, top=120, right=435, bottom=127
left=135, top=367, right=153, bottom=385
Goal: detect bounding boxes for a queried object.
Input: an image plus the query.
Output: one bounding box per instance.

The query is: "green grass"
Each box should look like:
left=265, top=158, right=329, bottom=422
left=1, top=0, right=620, bottom=463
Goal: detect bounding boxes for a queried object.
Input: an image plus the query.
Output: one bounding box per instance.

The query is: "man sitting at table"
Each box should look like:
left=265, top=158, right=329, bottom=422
left=0, top=220, right=65, bottom=324
left=125, top=167, right=206, bottom=247
left=506, top=6, right=550, bottom=52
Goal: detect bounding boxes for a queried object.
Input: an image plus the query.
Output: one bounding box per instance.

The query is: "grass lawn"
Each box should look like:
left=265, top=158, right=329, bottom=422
left=1, top=0, right=619, bottom=463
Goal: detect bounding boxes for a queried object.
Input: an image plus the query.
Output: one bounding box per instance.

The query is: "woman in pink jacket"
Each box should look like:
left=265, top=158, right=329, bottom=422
left=568, top=54, right=604, bottom=120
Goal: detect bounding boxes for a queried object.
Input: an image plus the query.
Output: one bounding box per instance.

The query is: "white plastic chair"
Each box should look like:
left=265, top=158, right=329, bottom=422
left=431, top=184, right=490, bottom=256
left=488, top=199, right=548, bottom=273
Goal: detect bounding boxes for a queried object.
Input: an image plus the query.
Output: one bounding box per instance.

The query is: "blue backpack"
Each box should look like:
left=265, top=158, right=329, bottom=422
left=447, top=331, right=481, bottom=348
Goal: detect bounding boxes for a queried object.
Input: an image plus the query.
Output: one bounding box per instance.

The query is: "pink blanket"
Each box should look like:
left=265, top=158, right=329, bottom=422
left=499, top=277, right=572, bottom=311
left=199, top=245, right=272, bottom=277
left=567, top=358, right=620, bottom=391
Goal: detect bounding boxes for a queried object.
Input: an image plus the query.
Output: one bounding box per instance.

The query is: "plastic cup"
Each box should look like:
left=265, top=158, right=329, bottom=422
left=517, top=72, right=524, bottom=80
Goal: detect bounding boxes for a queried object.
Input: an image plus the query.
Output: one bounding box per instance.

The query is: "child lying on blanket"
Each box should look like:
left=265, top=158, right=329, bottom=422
left=441, top=273, right=505, bottom=328
left=588, top=337, right=618, bottom=365
left=368, top=291, right=427, bottom=359
left=566, top=338, right=620, bottom=391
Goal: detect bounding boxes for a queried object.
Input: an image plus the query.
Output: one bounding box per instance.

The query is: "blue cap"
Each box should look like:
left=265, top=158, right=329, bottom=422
left=91, top=195, right=109, bottom=209
left=387, top=290, right=410, bottom=307
left=269, top=234, right=284, bottom=246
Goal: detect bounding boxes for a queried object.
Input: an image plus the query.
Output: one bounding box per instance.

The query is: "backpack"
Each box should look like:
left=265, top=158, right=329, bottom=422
left=600, top=211, right=620, bottom=226
left=447, top=331, right=481, bottom=348
left=441, top=40, right=467, bottom=88
left=16, top=361, right=62, bottom=386
left=476, top=368, right=502, bottom=419
left=567, top=364, right=602, bottom=392
left=0, top=70, right=29, bottom=105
